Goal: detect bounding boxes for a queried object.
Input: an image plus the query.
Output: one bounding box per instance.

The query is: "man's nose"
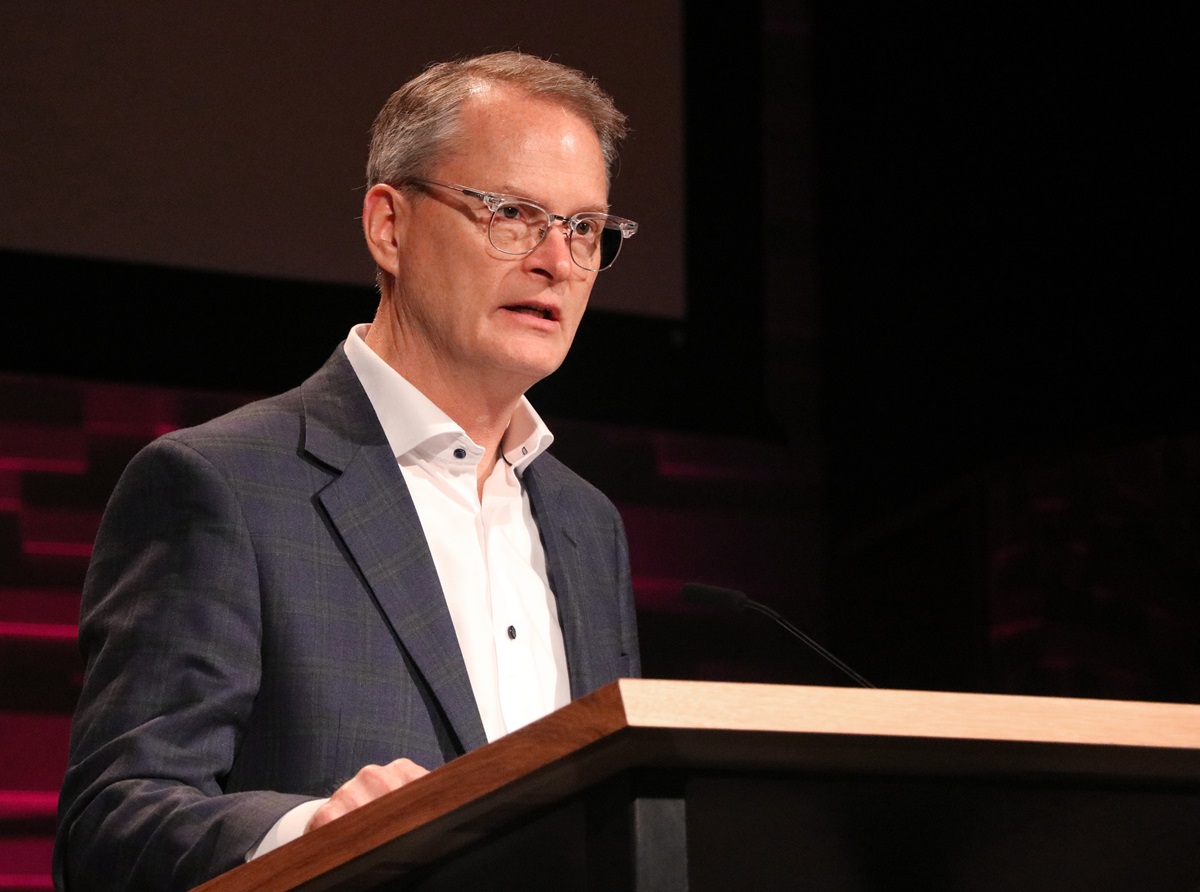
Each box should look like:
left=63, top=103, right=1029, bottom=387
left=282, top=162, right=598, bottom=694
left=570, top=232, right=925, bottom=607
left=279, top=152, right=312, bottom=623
left=527, top=218, right=576, bottom=278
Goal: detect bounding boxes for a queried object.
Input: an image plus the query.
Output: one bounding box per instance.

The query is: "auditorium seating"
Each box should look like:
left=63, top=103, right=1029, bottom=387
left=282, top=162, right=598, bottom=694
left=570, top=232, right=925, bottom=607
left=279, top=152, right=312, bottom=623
left=0, top=375, right=260, bottom=890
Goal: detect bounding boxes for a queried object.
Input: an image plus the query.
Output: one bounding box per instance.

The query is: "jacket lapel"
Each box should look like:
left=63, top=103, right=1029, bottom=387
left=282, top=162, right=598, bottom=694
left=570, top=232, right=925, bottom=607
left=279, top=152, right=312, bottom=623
left=522, top=459, right=600, bottom=700
left=299, top=349, right=488, bottom=754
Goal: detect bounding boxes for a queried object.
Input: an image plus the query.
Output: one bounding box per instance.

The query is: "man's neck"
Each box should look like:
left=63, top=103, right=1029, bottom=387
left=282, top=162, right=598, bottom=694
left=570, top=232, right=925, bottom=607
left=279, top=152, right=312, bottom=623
left=362, top=316, right=524, bottom=493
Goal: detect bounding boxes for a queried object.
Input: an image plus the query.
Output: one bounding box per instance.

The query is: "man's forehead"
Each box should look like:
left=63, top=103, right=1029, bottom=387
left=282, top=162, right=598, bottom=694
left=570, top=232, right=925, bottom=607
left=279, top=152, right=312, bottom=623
left=439, top=90, right=607, bottom=197
left=459, top=84, right=590, bottom=131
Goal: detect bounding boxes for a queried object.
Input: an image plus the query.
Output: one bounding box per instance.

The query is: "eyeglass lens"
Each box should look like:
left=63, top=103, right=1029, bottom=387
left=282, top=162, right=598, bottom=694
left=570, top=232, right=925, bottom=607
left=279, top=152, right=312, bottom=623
left=488, top=201, right=621, bottom=271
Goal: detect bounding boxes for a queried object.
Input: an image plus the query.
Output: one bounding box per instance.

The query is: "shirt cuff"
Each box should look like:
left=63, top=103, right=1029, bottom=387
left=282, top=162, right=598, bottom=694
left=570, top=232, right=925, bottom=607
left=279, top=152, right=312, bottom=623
left=246, top=798, right=328, bottom=861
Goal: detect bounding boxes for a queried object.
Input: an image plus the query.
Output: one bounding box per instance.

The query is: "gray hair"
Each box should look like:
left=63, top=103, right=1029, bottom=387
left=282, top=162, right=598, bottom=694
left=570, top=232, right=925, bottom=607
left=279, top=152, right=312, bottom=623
left=366, top=51, right=628, bottom=190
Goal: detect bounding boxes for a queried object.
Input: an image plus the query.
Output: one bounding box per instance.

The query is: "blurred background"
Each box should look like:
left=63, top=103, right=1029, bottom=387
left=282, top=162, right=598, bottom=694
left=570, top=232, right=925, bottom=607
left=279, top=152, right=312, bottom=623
left=1, top=2, right=1196, bottom=887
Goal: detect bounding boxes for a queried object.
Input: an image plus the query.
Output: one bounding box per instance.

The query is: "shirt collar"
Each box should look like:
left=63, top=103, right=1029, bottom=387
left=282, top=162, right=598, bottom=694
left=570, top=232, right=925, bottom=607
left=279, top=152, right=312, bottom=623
left=343, top=324, right=554, bottom=475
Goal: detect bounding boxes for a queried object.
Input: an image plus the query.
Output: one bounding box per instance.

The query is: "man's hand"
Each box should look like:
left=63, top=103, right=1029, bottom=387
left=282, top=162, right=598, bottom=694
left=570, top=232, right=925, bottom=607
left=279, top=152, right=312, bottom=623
left=304, top=758, right=430, bottom=832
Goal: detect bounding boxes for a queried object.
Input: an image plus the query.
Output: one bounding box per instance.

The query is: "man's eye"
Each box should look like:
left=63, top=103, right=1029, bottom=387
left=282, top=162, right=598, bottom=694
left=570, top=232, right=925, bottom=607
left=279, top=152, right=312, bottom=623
left=497, top=204, right=524, bottom=221
left=573, top=220, right=594, bottom=237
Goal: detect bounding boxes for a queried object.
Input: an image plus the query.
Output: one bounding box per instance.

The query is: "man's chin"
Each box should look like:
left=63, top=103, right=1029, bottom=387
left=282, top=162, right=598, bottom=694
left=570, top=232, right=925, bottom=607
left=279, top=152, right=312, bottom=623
left=487, top=349, right=568, bottom=393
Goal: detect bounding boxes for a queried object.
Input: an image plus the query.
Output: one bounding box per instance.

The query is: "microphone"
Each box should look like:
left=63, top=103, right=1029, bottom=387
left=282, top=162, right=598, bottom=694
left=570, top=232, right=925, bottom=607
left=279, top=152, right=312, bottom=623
left=681, top=583, right=876, bottom=689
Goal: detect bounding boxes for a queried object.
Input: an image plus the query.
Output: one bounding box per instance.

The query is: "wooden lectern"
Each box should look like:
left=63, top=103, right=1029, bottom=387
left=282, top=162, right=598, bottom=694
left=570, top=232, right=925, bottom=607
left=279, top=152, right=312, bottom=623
left=195, top=680, right=1200, bottom=891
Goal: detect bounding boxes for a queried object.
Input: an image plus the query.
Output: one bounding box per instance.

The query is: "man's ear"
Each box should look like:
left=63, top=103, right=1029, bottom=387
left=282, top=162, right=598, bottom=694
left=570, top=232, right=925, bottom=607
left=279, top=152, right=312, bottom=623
left=362, top=184, right=408, bottom=278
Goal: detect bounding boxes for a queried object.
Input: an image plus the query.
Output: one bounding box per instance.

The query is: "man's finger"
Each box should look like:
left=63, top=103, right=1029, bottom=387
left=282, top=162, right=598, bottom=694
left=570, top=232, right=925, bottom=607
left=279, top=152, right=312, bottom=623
left=305, top=758, right=429, bottom=832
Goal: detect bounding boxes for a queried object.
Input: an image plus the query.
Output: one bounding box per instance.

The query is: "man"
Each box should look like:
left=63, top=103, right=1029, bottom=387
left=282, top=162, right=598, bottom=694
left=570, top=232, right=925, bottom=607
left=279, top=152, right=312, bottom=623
left=53, top=52, right=641, bottom=891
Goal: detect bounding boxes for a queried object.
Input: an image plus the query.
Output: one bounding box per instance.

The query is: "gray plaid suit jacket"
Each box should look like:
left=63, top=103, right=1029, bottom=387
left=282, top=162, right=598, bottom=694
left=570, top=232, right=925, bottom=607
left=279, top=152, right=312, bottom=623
left=53, top=346, right=640, bottom=891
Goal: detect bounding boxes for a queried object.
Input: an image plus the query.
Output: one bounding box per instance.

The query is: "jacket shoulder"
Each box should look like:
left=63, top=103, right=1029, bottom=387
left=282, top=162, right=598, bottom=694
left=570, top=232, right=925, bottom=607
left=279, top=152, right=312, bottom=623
left=525, top=451, right=622, bottom=520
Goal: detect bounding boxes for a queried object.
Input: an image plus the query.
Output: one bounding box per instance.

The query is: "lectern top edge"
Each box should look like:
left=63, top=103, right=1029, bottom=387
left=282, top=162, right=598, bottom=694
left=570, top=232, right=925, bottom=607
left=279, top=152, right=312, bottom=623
left=613, top=678, right=1200, bottom=749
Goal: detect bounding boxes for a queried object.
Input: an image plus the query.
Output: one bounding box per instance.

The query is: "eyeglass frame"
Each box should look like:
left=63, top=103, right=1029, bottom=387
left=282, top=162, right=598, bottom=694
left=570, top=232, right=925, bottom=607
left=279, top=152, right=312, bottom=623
left=401, top=177, right=638, bottom=272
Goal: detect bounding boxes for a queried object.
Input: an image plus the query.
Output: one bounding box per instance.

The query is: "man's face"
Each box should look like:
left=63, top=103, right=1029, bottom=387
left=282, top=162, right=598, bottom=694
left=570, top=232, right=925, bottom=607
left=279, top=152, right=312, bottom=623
left=389, top=86, right=609, bottom=397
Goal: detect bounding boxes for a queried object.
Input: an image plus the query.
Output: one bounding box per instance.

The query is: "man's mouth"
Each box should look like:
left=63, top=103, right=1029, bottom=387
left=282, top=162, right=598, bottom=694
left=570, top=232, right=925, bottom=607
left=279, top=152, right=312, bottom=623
left=504, top=304, right=557, bottom=321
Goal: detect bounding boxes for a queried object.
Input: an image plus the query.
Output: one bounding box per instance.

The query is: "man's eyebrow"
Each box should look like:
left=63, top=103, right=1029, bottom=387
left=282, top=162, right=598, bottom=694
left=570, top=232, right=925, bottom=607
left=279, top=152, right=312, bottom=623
left=493, top=183, right=610, bottom=214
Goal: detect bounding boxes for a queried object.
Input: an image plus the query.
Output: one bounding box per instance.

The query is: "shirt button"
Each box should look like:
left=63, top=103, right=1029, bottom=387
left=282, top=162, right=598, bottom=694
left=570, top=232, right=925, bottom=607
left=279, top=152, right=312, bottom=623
left=507, top=625, right=517, bottom=640
left=453, top=447, right=467, bottom=459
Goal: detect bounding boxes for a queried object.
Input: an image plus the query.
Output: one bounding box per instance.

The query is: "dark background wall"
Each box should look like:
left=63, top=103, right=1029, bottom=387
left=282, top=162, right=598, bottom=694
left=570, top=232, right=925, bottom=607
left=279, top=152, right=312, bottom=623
left=812, top=3, right=1198, bottom=697
left=817, top=2, right=1196, bottom=535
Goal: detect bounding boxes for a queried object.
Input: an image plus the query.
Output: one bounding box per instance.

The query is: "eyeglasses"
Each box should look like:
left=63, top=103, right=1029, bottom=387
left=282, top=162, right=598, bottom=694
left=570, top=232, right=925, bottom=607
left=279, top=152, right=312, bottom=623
left=405, top=178, right=638, bottom=272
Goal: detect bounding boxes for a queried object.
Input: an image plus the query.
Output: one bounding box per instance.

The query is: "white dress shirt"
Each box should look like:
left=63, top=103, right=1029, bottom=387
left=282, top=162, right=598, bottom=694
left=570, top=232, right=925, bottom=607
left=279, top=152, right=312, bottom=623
left=343, top=323, right=570, bottom=738
left=250, top=325, right=569, bottom=860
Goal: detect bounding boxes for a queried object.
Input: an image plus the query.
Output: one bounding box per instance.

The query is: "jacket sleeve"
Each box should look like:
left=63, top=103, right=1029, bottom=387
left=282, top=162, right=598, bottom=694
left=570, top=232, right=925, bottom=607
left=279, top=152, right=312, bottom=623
left=54, top=436, right=312, bottom=892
